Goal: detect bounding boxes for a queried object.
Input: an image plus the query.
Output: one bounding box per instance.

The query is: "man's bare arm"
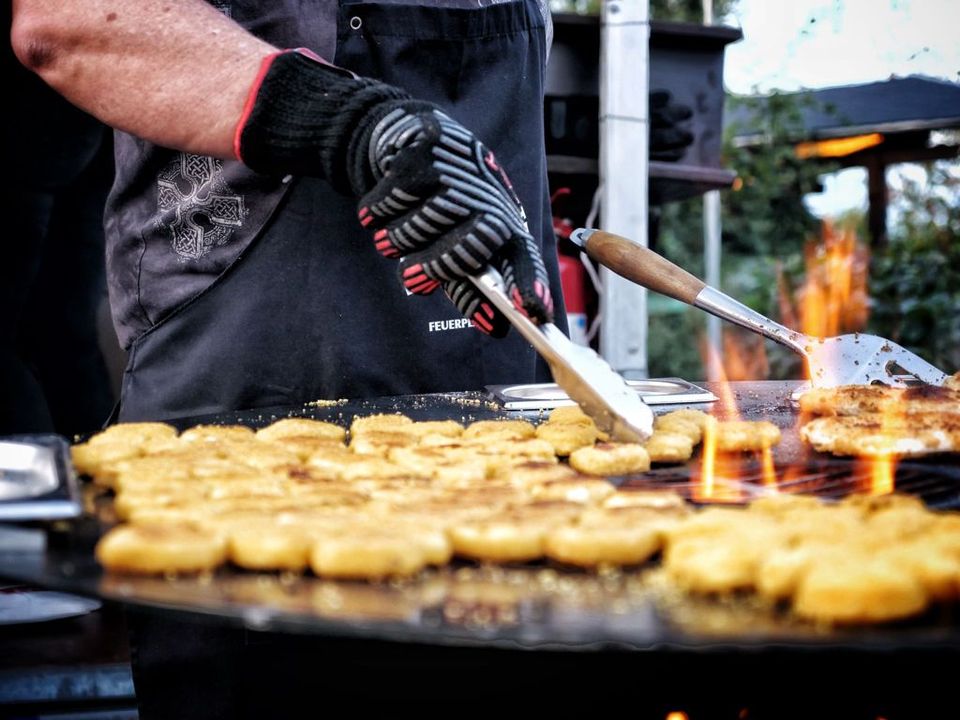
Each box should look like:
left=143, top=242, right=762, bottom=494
left=11, top=0, right=277, bottom=158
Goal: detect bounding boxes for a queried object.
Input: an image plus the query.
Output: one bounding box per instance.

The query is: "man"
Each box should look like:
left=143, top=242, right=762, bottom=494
left=13, top=0, right=562, bottom=715
left=12, top=0, right=564, bottom=425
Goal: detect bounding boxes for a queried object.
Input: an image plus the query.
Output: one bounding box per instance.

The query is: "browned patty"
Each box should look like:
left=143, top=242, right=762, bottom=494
left=799, top=384, right=960, bottom=417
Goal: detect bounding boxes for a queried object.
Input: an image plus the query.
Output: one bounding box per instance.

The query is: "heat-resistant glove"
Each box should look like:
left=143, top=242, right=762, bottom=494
left=356, top=103, right=554, bottom=336
left=235, top=49, right=553, bottom=336
left=650, top=89, right=694, bottom=162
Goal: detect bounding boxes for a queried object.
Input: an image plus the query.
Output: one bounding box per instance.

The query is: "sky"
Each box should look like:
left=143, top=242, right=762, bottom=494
left=719, top=0, right=960, bottom=218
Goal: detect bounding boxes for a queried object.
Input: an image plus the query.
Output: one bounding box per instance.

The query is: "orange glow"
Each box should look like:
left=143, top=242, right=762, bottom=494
left=863, top=394, right=900, bottom=495
left=760, top=445, right=778, bottom=491
left=702, top=340, right=741, bottom=420
left=722, top=331, right=769, bottom=382
left=694, top=414, right=747, bottom=503
left=778, top=221, right=870, bottom=381
left=868, top=454, right=896, bottom=496
left=696, top=415, right=719, bottom=502
left=696, top=340, right=751, bottom=503
left=666, top=713, right=689, bottom=720
left=777, top=463, right=805, bottom=489
left=795, top=132, right=883, bottom=159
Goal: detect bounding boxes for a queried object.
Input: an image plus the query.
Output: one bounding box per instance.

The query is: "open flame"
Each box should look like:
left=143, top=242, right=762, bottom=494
left=856, top=393, right=901, bottom=495
left=783, top=220, right=870, bottom=341
left=788, top=221, right=899, bottom=494
left=867, top=454, right=896, bottom=496
left=694, top=342, right=746, bottom=503
left=692, top=219, right=900, bottom=501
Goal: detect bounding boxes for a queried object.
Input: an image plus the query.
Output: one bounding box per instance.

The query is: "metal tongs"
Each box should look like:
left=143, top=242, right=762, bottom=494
left=569, top=228, right=949, bottom=389
left=469, top=268, right=654, bottom=442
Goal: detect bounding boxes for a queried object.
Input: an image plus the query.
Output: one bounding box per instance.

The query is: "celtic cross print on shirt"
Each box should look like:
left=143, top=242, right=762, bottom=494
left=157, top=154, right=247, bottom=261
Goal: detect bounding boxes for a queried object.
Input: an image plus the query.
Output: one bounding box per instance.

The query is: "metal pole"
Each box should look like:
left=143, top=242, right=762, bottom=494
left=599, top=0, right=651, bottom=380
left=702, top=0, right=723, bottom=380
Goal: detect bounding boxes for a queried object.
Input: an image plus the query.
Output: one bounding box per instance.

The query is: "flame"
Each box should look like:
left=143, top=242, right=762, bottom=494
left=722, top=330, right=769, bottom=382
left=865, top=394, right=901, bottom=495
left=696, top=415, right=719, bottom=502
left=694, top=344, right=746, bottom=503
left=778, top=220, right=870, bottom=367
left=702, top=340, right=741, bottom=420
left=868, top=454, right=896, bottom=496
left=690, top=222, right=897, bottom=504
left=665, top=713, right=689, bottom=720
left=760, top=445, right=778, bottom=491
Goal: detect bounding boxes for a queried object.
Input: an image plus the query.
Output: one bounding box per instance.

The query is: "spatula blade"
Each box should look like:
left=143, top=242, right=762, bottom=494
left=469, top=269, right=653, bottom=442
left=805, top=334, right=949, bottom=388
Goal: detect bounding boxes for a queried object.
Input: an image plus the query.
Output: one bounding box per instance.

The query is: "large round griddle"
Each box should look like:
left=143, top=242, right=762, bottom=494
left=2, top=383, right=960, bottom=653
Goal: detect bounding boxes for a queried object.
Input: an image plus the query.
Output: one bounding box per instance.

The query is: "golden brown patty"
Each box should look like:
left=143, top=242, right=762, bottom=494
left=180, top=425, right=256, bottom=444
left=644, top=431, right=695, bottom=463
left=95, top=523, right=227, bottom=574
left=800, top=414, right=960, bottom=456
left=529, top=476, right=616, bottom=504
left=86, top=422, right=178, bottom=448
left=568, top=442, right=651, bottom=476
left=799, top=383, right=960, bottom=417
left=534, top=421, right=599, bottom=457
left=349, top=413, right=414, bottom=436
left=71, top=442, right=143, bottom=481
left=654, top=410, right=709, bottom=444
left=462, top=419, right=537, bottom=441
left=547, top=405, right=595, bottom=425
left=713, top=420, right=782, bottom=452
left=793, top=554, right=928, bottom=625
left=255, top=418, right=347, bottom=442
left=309, top=530, right=429, bottom=580
left=349, top=430, right=419, bottom=457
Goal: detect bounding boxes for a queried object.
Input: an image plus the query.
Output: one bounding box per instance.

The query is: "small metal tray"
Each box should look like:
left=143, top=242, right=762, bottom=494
left=0, top=434, right=81, bottom=521
left=486, top=377, right=716, bottom=410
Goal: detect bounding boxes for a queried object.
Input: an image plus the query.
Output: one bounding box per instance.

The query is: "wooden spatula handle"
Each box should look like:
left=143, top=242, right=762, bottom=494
left=584, top=230, right=705, bottom=305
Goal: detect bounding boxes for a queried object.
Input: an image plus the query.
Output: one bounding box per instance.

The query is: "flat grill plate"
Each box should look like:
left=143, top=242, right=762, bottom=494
left=2, top=384, right=960, bottom=652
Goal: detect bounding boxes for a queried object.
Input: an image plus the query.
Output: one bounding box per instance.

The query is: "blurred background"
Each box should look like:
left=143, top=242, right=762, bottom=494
left=548, top=0, right=960, bottom=383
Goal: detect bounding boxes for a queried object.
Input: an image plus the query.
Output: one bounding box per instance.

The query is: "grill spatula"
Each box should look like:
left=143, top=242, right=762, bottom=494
left=569, top=228, right=949, bottom=389
left=469, top=268, right=654, bottom=442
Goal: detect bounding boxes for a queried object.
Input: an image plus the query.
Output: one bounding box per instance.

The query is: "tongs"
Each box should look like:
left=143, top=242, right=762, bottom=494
left=569, top=228, right=949, bottom=389
left=469, top=268, right=654, bottom=442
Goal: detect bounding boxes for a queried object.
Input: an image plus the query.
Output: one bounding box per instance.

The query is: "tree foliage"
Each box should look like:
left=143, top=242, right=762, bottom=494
left=651, top=97, right=960, bottom=381
left=649, top=91, right=833, bottom=380
left=868, top=162, right=960, bottom=373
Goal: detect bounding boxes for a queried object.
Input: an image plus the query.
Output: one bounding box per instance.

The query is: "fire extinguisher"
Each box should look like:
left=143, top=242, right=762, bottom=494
left=552, top=187, right=591, bottom=347
left=558, top=253, right=590, bottom=346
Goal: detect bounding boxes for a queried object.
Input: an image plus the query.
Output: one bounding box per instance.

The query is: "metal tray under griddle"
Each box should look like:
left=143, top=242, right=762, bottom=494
left=0, top=434, right=81, bottom=521
left=486, top=377, right=717, bottom=410
left=2, top=387, right=960, bottom=654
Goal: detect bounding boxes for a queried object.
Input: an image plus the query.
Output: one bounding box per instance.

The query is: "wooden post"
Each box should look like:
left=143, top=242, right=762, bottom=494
left=866, top=156, right=888, bottom=247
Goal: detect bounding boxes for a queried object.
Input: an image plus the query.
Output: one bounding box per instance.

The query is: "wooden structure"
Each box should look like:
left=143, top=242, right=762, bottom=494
left=729, top=76, right=960, bottom=245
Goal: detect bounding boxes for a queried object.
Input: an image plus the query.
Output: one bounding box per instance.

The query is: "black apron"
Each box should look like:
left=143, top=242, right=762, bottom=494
left=127, top=3, right=564, bottom=718
left=117, top=0, right=565, bottom=422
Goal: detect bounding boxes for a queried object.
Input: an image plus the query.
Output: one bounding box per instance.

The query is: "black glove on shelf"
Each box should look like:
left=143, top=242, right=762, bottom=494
left=236, top=49, right=553, bottom=335
left=650, top=89, right=694, bottom=163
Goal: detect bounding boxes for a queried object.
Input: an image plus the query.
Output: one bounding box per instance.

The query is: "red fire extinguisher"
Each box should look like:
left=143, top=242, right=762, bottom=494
left=552, top=188, right=591, bottom=346
left=558, top=254, right=589, bottom=346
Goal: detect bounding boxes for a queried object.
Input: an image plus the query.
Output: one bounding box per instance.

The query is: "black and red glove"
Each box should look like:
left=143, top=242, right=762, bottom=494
left=235, top=49, right=553, bottom=336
